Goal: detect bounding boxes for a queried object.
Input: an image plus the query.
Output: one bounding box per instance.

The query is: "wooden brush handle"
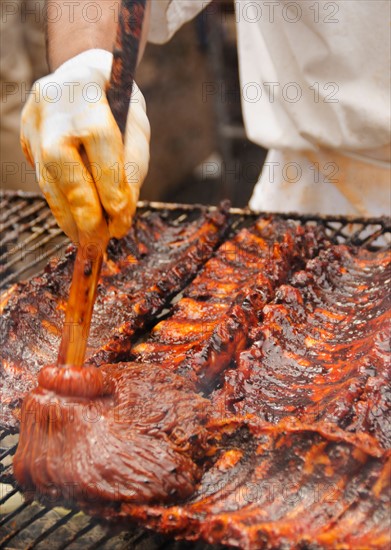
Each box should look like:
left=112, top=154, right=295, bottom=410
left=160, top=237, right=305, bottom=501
left=57, top=231, right=108, bottom=366
left=107, top=0, right=147, bottom=134
left=57, top=0, right=146, bottom=367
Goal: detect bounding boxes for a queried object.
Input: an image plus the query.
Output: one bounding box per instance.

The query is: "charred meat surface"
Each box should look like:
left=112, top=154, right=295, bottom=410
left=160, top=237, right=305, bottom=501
left=132, top=218, right=326, bottom=392
left=1, top=207, right=229, bottom=430
left=120, top=245, right=389, bottom=548
left=123, top=419, right=390, bottom=550
left=212, top=245, right=391, bottom=449
left=13, top=216, right=328, bottom=514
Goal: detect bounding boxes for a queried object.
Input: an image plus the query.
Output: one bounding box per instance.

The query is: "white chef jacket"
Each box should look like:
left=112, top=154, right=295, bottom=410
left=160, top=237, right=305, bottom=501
left=148, top=0, right=391, bottom=216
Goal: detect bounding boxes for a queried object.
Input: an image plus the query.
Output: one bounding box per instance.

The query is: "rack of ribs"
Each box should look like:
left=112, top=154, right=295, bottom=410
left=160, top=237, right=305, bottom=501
left=212, top=244, right=391, bottom=449
left=123, top=419, right=389, bottom=549
left=0, top=206, right=229, bottom=430
left=117, top=244, right=390, bottom=549
left=131, top=217, right=327, bottom=391
left=8, top=210, right=391, bottom=549
left=14, top=216, right=329, bottom=510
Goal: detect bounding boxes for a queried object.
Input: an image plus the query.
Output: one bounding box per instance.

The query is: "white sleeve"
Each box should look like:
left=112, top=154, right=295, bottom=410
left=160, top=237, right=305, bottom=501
left=148, top=0, right=212, bottom=44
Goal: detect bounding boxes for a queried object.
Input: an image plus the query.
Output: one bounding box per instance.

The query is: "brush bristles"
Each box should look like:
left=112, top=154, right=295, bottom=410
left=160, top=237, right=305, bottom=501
left=13, top=363, right=211, bottom=510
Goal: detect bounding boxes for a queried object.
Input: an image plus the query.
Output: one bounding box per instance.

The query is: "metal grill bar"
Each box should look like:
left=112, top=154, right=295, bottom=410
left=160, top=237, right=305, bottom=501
left=0, top=211, right=56, bottom=262
left=1, top=190, right=389, bottom=549
left=0, top=501, right=30, bottom=529
left=1, top=235, right=69, bottom=288
left=0, top=486, right=18, bottom=506
left=1, top=201, right=48, bottom=234
left=0, top=430, right=17, bottom=484
left=0, top=505, right=49, bottom=547
left=57, top=518, right=101, bottom=550
left=0, top=448, right=11, bottom=462
left=1, top=192, right=390, bottom=291
left=25, top=510, right=77, bottom=550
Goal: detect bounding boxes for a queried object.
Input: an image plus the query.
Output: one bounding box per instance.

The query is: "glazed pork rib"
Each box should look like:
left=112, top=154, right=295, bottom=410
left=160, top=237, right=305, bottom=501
left=0, top=206, right=229, bottom=430
left=116, top=245, right=390, bottom=549
left=14, top=216, right=327, bottom=510
left=212, top=245, right=391, bottom=449
left=132, top=217, right=326, bottom=391
left=123, top=419, right=390, bottom=550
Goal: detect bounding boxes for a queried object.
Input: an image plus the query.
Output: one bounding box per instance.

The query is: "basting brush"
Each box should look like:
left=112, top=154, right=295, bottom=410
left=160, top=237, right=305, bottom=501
left=13, top=0, right=149, bottom=505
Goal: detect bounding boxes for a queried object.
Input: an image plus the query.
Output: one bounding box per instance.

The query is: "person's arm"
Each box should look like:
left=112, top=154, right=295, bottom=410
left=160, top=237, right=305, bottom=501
left=47, top=0, right=151, bottom=70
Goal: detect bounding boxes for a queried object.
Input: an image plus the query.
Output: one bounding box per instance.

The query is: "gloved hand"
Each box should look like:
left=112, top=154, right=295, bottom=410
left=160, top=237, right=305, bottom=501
left=20, top=49, right=150, bottom=244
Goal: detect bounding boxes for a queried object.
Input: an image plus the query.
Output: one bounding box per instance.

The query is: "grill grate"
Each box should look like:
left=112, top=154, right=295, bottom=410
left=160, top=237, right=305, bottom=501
left=1, top=191, right=390, bottom=292
left=1, top=190, right=390, bottom=549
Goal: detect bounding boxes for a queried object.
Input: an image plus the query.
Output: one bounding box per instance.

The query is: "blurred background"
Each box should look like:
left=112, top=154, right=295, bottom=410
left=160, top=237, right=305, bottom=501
left=1, top=0, right=266, bottom=207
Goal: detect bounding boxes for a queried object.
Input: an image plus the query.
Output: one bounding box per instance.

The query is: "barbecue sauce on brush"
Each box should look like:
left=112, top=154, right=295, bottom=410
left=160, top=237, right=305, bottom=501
left=14, top=363, right=212, bottom=506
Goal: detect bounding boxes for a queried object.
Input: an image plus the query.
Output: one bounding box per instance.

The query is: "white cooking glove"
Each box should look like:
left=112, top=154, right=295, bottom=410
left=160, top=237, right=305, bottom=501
left=20, top=49, right=150, bottom=243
